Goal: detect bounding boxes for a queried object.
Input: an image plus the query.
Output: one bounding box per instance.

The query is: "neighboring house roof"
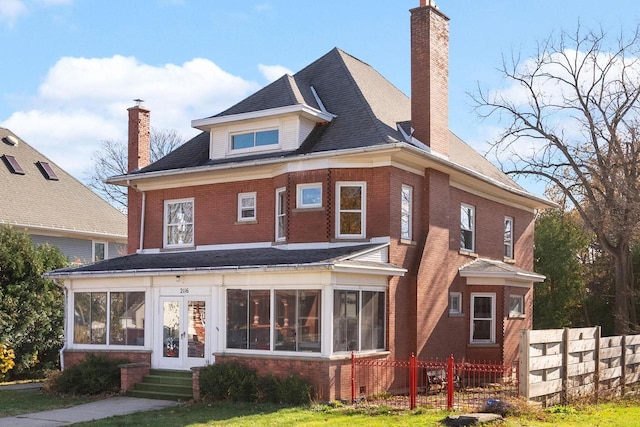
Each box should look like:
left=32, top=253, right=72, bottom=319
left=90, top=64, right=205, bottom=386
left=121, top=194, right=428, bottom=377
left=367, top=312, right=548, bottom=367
left=134, top=48, right=524, bottom=196
left=459, top=258, right=545, bottom=283
left=46, top=243, right=405, bottom=278
left=0, top=128, right=127, bottom=241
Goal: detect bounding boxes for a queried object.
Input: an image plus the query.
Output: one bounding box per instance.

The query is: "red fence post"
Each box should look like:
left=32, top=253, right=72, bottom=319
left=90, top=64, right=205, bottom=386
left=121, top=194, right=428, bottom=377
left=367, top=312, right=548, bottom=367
left=351, top=352, right=355, bottom=405
left=410, top=353, right=417, bottom=410
left=447, top=354, right=454, bottom=410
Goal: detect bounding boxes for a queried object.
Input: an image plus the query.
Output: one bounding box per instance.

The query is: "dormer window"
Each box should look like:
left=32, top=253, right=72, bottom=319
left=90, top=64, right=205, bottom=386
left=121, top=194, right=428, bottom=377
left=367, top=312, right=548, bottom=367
left=231, top=129, right=278, bottom=151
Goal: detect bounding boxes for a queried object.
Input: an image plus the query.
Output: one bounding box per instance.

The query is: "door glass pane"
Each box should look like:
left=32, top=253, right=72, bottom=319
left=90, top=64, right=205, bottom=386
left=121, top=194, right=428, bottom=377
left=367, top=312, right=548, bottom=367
left=163, top=301, right=180, bottom=358
left=188, top=301, right=206, bottom=358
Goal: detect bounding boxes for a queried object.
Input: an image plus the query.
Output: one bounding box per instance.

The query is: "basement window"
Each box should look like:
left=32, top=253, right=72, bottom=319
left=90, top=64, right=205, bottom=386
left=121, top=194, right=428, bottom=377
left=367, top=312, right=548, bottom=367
left=2, top=154, right=24, bottom=175
left=37, top=161, right=58, bottom=180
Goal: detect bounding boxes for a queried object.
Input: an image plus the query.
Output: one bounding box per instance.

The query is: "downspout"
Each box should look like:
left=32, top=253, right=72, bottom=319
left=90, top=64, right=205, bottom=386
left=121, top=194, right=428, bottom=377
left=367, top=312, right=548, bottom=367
left=59, top=285, right=68, bottom=371
left=139, top=190, right=146, bottom=253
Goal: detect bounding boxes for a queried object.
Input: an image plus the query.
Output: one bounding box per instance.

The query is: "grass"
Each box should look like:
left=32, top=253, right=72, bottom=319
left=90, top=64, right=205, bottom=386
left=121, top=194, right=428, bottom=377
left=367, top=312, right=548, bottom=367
left=0, top=387, right=93, bottom=417
left=4, top=388, right=640, bottom=426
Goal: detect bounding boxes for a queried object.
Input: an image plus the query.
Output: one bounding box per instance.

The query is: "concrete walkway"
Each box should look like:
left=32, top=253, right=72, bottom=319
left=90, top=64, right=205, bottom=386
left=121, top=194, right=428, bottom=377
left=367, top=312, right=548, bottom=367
left=0, top=394, right=181, bottom=427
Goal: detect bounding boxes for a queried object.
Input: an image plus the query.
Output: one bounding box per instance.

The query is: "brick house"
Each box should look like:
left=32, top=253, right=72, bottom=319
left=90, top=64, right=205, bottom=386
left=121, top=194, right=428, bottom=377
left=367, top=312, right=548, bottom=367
left=47, top=1, right=552, bottom=401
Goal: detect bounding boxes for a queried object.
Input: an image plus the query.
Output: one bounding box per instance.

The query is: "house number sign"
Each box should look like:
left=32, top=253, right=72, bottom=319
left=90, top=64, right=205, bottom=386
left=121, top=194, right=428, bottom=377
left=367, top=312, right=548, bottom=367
left=180, top=287, right=190, bottom=294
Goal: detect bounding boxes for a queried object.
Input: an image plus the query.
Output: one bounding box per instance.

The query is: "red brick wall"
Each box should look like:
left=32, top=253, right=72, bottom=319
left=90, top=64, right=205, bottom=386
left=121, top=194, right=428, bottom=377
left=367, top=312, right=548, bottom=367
left=63, top=349, right=151, bottom=368
left=214, top=353, right=388, bottom=402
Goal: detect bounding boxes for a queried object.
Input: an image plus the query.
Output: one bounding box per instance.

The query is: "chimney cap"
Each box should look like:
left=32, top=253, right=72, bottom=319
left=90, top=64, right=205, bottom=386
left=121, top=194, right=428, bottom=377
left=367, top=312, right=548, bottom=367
left=133, top=98, right=145, bottom=107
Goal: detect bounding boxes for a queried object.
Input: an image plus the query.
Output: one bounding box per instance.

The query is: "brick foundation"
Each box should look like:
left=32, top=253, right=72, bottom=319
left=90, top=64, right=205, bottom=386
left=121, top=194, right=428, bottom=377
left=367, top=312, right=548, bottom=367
left=119, top=362, right=150, bottom=392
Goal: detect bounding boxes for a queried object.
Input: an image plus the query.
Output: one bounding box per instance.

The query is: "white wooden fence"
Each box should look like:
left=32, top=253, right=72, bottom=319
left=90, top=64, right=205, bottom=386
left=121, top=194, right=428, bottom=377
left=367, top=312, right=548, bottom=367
left=519, top=326, right=640, bottom=405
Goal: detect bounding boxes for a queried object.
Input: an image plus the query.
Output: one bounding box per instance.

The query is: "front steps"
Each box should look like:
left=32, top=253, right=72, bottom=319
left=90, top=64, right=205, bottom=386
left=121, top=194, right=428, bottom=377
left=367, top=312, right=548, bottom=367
left=127, top=369, right=193, bottom=401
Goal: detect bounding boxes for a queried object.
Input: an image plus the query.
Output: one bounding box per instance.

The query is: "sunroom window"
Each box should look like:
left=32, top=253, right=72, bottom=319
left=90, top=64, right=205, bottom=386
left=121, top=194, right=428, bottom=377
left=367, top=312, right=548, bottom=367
left=74, top=291, right=145, bottom=346
left=333, top=290, right=385, bottom=352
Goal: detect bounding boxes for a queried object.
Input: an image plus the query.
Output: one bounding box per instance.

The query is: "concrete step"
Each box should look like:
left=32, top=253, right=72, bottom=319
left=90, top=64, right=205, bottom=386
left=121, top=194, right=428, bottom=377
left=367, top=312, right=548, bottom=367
left=127, top=369, right=193, bottom=401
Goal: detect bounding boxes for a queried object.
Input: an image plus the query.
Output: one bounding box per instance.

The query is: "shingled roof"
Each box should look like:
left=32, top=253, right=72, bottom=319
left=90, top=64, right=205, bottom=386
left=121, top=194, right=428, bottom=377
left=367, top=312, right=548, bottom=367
left=0, top=128, right=126, bottom=240
left=135, top=48, right=521, bottom=193
left=46, top=243, right=404, bottom=278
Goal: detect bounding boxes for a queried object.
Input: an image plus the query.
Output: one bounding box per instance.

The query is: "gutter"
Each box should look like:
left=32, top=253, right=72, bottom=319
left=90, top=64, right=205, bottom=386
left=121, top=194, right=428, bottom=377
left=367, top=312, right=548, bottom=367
left=106, top=142, right=555, bottom=209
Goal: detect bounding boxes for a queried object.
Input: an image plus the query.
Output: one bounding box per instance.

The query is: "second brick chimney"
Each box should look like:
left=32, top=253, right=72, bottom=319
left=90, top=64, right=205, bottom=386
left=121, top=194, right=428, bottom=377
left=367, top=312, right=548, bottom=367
left=410, top=1, right=449, bottom=156
left=127, top=104, right=151, bottom=173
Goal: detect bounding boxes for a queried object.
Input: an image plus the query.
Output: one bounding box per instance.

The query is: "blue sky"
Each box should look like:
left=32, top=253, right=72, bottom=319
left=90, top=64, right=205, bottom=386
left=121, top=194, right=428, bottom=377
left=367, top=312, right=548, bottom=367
left=0, top=0, right=637, bottom=197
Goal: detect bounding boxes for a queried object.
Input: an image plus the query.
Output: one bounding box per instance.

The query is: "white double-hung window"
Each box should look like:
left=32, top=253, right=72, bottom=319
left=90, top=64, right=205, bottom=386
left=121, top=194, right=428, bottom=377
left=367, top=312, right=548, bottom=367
left=275, top=188, right=286, bottom=241
left=164, top=198, right=194, bottom=248
left=470, top=293, right=495, bottom=344
left=460, top=204, right=475, bottom=252
left=238, top=192, right=257, bottom=222
left=336, top=182, right=366, bottom=239
left=504, top=216, right=514, bottom=259
left=401, top=185, right=413, bottom=240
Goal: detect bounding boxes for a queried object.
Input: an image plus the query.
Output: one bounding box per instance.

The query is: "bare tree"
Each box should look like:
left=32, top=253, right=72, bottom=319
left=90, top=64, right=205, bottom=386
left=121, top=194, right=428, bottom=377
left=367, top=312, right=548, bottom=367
left=473, top=24, right=640, bottom=333
left=85, top=128, right=184, bottom=213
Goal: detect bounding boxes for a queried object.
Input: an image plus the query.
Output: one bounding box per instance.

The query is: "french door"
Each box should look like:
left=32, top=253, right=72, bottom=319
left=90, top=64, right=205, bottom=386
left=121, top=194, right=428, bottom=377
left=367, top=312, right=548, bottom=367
left=158, top=297, right=207, bottom=369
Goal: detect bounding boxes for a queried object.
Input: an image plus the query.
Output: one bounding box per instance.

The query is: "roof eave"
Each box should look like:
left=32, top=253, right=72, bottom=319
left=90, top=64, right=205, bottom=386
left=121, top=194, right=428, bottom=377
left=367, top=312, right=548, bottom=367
left=191, top=104, right=335, bottom=131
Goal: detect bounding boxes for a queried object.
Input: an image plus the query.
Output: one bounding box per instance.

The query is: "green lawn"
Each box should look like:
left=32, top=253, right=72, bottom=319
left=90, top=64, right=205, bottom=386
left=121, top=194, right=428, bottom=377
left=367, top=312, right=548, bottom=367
left=4, top=388, right=640, bottom=426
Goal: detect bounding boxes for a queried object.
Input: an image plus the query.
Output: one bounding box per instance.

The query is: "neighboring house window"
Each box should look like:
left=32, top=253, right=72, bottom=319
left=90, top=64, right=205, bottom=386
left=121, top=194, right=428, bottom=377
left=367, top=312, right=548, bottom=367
left=336, top=182, right=366, bottom=239
left=164, top=198, right=194, bottom=248
left=275, top=187, right=286, bottom=241
left=296, top=183, right=322, bottom=208
left=238, top=192, right=257, bottom=222
left=470, top=293, right=495, bottom=344
left=504, top=216, right=514, bottom=259
left=401, top=184, right=413, bottom=240
left=509, top=294, right=524, bottom=317
left=73, top=291, right=145, bottom=346
left=333, top=289, right=385, bottom=352
left=93, top=241, right=107, bottom=261
left=461, top=204, right=475, bottom=252
left=231, top=129, right=278, bottom=150
left=226, top=289, right=321, bottom=353
left=449, top=292, right=462, bottom=315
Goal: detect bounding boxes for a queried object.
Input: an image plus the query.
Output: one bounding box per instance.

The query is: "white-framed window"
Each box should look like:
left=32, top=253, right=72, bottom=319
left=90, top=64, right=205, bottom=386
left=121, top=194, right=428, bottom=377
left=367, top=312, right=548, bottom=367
left=470, top=293, right=496, bottom=344
left=93, top=241, right=107, bottom=261
left=504, top=216, right=514, bottom=259
left=509, top=294, right=524, bottom=317
left=401, top=184, right=413, bottom=240
left=336, top=182, right=366, bottom=239
left=164, top=198, right=194, bottom=248
left=73, top=291, right=145, bottom=346
left=275, top=187, right=286, bottom=241
left=296, top=183, right=322, bottom=209
left=231, top=129, right=278, bottom=151
left=333, top=289, right=385, bottom=352
left=226, top=289, right=321, bottom=353
left=237, top=192, right=256, bottom=222
left=461, top=204, right=475, bottom=252
left=449, top=292, right=462, bottom=315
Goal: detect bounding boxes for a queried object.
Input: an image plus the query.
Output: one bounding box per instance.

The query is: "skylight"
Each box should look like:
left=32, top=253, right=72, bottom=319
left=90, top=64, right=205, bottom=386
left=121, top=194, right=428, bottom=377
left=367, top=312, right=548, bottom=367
left=2, top=154, right=25, bottom=175
left=37, top=161, right=58, bottom=180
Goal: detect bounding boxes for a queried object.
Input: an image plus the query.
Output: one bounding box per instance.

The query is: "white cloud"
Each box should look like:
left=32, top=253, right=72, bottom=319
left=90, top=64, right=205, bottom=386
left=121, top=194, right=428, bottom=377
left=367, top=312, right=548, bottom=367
left=0, top=0, right=27, bottom=26
left=258, top=64, right=293, bottom=83
left=1, top=56, right=261, bottom=180
left=34, top=0, right=72, bottom=5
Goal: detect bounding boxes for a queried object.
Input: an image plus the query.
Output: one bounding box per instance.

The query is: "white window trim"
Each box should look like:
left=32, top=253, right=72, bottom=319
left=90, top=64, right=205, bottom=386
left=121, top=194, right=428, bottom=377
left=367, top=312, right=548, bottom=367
left=470, top=293, right=496, bottom=344
left=229, top=128, right=280, bottom=154
left=296, top=183, right=323, bottom=209
left=163, top=198, right=194, bottom=249
left=509, top=294, right=525, bottom=317
left=275, top=187, right=286, bottom=241
left=449, top=291, right=462, bottom=315
left=401, top=184, right=413, bottom=241
left=461, top=203, right=475, bottom=252
left=237, top=192, right=257, bottom=222
left=335, top=181, right=366, bottom=239
left=332, top=287, right=386, bottom=354
left=92, top=241, right=108, bottom=262
left=504, top=216, right=514, bottom=259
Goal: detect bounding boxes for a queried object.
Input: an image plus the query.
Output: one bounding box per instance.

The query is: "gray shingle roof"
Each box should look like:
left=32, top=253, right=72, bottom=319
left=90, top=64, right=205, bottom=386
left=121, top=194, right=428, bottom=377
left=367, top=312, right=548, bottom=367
left=46, top=243, right=398, bottom=277
left=459, top=258, right=545, bottom=281
left=136, top=47, right=522, bottom=193
left=0, top=128, right=126, bottom=239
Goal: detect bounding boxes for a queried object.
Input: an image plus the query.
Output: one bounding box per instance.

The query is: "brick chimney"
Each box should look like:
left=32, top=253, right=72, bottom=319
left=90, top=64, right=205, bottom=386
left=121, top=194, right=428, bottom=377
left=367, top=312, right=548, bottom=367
left=127, top=103, right=150, bottom=173
left=410, top=0, right=449, bottom=156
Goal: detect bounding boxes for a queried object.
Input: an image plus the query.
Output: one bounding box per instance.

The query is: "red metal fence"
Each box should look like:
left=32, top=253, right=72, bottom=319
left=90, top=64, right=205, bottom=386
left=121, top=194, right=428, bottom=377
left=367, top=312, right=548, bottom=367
left=351, top=353, right=518, bottom=410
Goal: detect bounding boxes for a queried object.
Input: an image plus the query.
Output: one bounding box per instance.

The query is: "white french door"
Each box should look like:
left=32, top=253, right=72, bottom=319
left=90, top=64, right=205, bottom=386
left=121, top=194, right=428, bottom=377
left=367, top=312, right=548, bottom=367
left=158, top=296, right=208, bottom=369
